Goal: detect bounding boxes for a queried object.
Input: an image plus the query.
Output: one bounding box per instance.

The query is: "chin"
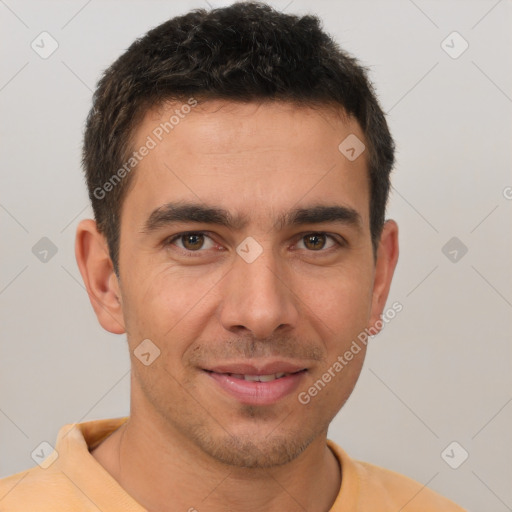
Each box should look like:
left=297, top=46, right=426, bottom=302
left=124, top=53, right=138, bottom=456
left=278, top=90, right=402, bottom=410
left=189, top=421, right=320, bottom=469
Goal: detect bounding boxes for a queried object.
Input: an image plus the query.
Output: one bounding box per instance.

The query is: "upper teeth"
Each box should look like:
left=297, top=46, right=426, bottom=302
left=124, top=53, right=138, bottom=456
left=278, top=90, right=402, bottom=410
left=230, top=372, right=288, bottom=382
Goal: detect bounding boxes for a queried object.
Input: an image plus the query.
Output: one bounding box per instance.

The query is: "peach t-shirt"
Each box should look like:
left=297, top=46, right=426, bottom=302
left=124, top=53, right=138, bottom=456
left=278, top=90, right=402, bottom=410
left=0, top=417, right=466, bottom=511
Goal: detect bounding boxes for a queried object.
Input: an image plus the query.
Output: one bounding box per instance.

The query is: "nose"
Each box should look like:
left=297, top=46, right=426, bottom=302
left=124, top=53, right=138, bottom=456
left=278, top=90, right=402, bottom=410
left=218, top=245, right=300, bottom=339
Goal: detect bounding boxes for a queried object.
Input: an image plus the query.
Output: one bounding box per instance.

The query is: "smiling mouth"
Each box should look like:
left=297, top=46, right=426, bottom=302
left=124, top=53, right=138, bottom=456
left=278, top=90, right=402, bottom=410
left=204, top=369, right=306, bottom=382
left=201, top=359, right=309, bottom=405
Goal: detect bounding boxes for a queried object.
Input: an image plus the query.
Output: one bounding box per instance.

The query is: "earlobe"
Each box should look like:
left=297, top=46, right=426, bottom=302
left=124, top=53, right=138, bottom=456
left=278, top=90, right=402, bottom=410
left=75, top=219, right=126, bottom=334
left=368, top=220, right=399, bottom=334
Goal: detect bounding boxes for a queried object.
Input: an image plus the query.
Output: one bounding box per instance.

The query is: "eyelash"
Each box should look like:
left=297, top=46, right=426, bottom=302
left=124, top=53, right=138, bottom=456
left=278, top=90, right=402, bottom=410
left=164, top=231, right=346, bottom=256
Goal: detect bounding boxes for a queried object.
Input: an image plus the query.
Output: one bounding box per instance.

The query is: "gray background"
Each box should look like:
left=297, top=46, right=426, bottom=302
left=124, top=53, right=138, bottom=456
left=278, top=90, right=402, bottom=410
left=1, top=0, right=511, bottom=510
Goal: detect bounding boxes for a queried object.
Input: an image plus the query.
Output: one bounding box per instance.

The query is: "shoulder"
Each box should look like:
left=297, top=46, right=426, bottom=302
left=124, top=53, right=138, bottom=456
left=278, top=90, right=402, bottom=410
left=327, top=440, right=467, bottom=511
left=354, top=459, right=466, bottom=511
left=0, top=466, right=78, bottom=511
left=0, top=417, right=130, bottom=511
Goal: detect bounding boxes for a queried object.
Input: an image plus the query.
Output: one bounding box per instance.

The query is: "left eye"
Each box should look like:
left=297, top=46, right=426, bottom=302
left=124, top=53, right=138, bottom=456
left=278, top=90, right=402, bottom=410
left=296, top=233, right=339, bottom=251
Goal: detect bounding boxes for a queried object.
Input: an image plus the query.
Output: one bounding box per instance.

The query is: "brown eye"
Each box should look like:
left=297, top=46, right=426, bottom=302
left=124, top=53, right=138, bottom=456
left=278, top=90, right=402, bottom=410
left=297, top=233, right=340, bottom=252
left=303, top=233, right=327, bottom=250
left=181, top=233, right=205, bottom=250
left=168, top=232, right=216, bottom=252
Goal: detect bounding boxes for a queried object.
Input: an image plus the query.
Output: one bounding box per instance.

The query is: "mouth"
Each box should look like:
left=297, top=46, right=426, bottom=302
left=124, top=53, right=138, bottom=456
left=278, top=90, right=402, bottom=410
left=216, top=371, right=300, bottom=382
left=202, top=364, right=308, bottom=405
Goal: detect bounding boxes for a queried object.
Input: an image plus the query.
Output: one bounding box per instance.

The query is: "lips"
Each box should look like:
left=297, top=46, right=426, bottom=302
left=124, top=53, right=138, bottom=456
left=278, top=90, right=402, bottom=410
left=205, top=362, right=306, bottom=376
left=229, top=372, right=290, bottom=382
left=203, top=361, right=307, bottom=405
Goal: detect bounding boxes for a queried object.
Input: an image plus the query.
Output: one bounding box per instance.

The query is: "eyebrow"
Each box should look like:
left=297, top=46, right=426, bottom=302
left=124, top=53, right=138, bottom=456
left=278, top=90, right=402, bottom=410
left=141, top=201, right=362, bottom=235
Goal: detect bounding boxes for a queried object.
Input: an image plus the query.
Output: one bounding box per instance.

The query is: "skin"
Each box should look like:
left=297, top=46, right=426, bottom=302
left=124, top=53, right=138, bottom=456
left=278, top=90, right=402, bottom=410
left=75, top=100, right=399, bottom=512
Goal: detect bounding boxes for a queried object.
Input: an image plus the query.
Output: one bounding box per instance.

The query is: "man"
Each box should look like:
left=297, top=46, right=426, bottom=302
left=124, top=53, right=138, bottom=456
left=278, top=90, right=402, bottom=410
left=0, top=2, right=466, bottom=510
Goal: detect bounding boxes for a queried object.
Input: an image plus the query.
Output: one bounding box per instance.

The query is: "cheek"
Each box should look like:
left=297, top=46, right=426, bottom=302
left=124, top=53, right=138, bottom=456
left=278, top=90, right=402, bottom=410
left=121, top=266, right=221, bottom=350
left=295, top=266, right=374, bottom=336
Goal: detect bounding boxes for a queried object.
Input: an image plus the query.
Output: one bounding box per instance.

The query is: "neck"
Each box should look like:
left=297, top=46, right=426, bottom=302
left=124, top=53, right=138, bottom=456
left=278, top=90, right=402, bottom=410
left=91, top=413, right=341, bottom=512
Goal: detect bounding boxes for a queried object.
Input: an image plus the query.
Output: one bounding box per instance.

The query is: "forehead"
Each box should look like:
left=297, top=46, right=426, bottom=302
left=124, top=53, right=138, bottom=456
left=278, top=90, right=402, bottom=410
left=122, top=100, right=370, bottom=232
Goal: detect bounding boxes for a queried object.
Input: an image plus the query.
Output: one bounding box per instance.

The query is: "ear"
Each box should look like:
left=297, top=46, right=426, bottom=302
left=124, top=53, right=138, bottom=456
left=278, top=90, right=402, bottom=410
left=368, top=220, right=399, bottom=333
left=75, top=219, right=126, bottom=334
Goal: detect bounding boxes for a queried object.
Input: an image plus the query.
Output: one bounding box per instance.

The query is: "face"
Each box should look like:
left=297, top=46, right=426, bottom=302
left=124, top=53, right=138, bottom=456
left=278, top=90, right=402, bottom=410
left=81, top=100, right=398, bottom=468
